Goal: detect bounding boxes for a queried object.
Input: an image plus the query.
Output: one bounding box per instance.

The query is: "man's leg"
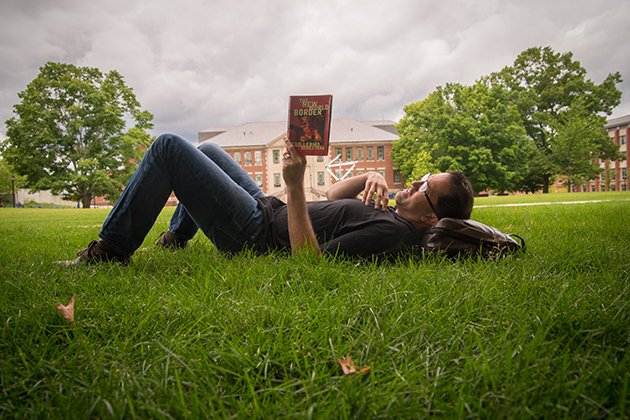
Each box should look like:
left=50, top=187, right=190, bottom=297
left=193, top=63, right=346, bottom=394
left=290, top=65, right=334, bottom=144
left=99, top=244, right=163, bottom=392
left=167, top=142, right=265, bottom=241
left=99, top=134, right=265, bottom=257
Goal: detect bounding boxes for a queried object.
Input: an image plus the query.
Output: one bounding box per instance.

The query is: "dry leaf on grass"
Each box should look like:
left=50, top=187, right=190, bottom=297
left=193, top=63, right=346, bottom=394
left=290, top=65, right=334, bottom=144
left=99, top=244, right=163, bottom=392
left=55, top=295, right=75, bottom=325
left=337, top=348, right=370, bottom=375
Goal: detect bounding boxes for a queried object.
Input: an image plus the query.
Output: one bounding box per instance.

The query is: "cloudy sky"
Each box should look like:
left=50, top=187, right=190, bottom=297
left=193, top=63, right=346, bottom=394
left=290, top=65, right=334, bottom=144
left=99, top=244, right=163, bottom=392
left=1, top=0, right=629, bottom=143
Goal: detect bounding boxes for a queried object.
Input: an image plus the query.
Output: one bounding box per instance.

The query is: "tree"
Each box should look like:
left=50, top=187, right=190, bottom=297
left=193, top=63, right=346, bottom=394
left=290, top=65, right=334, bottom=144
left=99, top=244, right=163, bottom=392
left=488, top=46, right=622, bottom=193
left=549, top=99, right=622, bottom=191
left=2, top=62, right=154, bottom=208
left=0, top=159, right=27, bottom=196
left=393, top=82, right=533, bottom=194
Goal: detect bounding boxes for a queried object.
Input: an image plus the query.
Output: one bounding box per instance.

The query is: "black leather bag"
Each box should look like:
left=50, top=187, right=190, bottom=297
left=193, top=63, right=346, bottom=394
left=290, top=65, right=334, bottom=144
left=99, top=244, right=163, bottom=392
left=421, top=218, right=525, bottom=258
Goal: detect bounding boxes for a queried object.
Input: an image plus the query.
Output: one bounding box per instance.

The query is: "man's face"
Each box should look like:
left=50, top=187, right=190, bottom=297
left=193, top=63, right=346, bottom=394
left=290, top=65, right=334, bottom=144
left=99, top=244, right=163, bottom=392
left=395, top=173, right=451, bottom=226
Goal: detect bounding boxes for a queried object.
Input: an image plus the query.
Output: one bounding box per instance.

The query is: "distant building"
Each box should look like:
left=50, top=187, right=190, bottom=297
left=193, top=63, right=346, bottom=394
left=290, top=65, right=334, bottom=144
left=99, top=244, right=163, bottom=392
left=197, top=119, right=405, bottom=201
left=569, top=114, right=628, bottom=192
left=602, top=114, right=629, bottom=192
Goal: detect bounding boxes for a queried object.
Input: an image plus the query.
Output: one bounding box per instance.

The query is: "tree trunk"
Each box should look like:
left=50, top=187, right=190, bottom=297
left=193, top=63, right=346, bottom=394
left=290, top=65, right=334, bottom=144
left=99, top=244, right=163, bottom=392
left=82, top=195, right=92, bottom=209
left=542, top=174, right=549, bottom=194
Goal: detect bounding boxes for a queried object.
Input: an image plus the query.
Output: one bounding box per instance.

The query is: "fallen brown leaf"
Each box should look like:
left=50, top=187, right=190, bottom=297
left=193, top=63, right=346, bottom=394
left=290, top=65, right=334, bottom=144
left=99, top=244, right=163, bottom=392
left=56, top=295, right=75, bottom=325
left=337, top=348, right=370, bottom=375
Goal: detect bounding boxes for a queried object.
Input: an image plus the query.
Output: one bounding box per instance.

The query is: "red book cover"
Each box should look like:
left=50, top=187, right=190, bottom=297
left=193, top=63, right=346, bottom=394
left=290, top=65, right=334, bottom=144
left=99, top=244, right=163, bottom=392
left=287, top=94, right=333, bottom=156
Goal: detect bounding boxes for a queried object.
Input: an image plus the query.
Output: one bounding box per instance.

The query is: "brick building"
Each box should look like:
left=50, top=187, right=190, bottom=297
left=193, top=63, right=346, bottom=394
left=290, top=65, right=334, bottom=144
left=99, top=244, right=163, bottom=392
left=559, top=114, right=628, bottom=193
left=197, top=119, right=405, bottom=201
left=601, top=114, right=629, bottom=192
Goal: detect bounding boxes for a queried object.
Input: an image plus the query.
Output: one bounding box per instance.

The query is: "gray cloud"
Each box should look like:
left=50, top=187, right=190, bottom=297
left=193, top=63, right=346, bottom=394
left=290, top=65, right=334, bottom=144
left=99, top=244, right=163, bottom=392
left=1, top=0, right=628, bottom=143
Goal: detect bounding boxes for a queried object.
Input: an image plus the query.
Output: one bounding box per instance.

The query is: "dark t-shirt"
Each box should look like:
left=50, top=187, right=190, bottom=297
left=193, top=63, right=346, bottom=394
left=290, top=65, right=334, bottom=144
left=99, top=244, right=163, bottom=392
left=256, top=197, right=426, bottom=259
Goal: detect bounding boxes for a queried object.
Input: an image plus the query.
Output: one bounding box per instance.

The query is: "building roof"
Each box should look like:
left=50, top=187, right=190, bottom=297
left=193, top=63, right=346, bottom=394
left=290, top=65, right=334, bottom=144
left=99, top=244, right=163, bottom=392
left=604, top=114, right=630, bottom=130
left=330, top=119, right=398, bottom=142
left=362, top=120, right=399, bottom=135
left=205, top=121, right=287, bottom=147
left=202, top=119, right=399, bottom=148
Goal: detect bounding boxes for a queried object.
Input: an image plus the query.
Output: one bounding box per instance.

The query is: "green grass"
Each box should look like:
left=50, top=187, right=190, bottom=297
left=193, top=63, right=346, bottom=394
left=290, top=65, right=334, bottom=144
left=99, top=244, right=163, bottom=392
left=1, top=192, right=629, bottom=419
left=474, top=190, right=630, bottom=206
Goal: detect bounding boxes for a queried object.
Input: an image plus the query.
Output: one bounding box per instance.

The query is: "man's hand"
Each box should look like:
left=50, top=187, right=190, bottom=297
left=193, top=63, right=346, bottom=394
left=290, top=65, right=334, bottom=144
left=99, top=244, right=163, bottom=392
left=361, top=172, right=389, bottom=211
left=282, top=137, right=307, bottom=187
left=325, top=171, right=389, bottom=211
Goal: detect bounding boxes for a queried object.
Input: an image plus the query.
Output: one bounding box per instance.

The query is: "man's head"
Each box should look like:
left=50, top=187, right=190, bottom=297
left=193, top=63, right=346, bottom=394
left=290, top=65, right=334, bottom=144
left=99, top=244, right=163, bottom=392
left=394, top=171, right=474, bottom=229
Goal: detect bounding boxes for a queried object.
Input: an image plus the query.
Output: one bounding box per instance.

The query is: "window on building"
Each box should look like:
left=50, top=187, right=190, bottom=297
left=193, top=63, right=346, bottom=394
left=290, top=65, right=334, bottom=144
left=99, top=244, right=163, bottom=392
left=273, top=149, right=280, bottom=164
left=346, top=147, right=353, bottom=161
left=334, top=147, right=342, bottom=160
left=622, top=168, right=627, bottom=180
left=254, top=150, right=262, bottom=166
left=255, top=173, right=263, bottom=187
left=356, top=147, right=364, bottom=161
left=336, top=169, right=343, bottom=180
left=274, top=173, right=281, bottom=187
left=317, top=171, right=325, bottom=186
left=317, top=156, right=324, bottom=162
left=367, top=147, right=374, bottom=161
left=234, top=151, right=241, bottom=165
left=377, top=146, right=385, bottom=161
left=394, top=170, right=401, bottom=184
left=244, top=151, right=251, bottom=166
left=621, top=135, right=627, bottom=145
left=377, top=169, right=385, bottom=178
left=346, top=170, right=353, bottom=178
left=356, top=169, right=364, bottom=176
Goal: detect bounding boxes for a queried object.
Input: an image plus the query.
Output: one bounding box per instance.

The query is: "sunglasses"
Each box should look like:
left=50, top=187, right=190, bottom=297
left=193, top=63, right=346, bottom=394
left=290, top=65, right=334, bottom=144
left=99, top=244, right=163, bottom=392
left=419, top=173, right=440, bottom=220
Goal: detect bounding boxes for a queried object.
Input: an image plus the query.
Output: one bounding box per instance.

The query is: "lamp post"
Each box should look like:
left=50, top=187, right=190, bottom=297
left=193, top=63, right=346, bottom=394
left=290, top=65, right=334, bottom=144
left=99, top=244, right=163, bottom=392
left=10, top=175, right=15, bottom=208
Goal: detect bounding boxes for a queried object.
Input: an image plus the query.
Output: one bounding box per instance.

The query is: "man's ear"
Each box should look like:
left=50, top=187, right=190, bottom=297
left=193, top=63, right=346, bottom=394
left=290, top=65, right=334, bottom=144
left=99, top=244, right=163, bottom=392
left=421, top=213, right=439, bottom=225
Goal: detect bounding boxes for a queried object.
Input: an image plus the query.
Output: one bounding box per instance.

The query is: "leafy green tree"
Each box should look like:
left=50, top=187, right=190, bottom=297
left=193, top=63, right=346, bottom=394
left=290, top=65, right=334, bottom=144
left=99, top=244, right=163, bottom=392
left=0, top=159, right=27, bottom=198
left=488, top=46, right=622, bottom=193
left=512, top=153, right=545, bottom=194
left=549, top=99, right=622, bottom=191
left=2, top=62, right=154, bottom=208
left=393, top=82, right=533, bottom=194
left=603, top=160, right=615, bottom=192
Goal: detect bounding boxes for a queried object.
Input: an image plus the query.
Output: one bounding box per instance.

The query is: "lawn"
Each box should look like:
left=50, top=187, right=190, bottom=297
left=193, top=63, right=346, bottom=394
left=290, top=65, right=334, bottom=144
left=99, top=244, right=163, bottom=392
left=1, top=192, right=629, bottom=419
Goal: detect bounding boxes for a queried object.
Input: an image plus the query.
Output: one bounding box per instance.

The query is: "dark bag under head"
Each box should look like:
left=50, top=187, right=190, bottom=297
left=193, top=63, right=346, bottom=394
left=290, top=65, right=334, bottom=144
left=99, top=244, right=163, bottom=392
left=422, top=218, right=525, bottom=258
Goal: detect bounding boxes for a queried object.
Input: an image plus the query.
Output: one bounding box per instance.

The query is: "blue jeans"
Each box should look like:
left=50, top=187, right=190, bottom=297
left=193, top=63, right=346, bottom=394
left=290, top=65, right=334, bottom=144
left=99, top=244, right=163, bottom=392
left=99, top=134, right=266, bottom=256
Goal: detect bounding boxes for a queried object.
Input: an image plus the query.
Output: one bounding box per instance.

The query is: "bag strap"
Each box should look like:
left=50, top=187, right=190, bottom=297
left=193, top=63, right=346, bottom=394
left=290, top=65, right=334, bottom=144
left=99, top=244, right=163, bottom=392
left=507, top=234, right=526, bottom=251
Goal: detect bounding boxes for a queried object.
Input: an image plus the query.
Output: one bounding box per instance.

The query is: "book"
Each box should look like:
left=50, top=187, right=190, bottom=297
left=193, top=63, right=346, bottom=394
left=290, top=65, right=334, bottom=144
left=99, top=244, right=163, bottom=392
left=287, top=94, right=333, bottom=156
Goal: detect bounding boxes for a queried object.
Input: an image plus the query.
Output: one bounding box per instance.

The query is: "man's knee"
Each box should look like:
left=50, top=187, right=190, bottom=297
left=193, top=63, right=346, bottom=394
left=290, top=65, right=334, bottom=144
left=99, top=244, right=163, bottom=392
left=147, top=134, right=192, bottom=159
left=154, top=133, right=187, bottom=148
left=197, top=141, right=223, bottom=157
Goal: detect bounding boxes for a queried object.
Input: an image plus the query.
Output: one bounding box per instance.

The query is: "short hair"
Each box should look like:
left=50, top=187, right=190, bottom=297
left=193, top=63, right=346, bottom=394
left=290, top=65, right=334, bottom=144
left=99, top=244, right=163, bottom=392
left=435, top=171, right=474, bottom=219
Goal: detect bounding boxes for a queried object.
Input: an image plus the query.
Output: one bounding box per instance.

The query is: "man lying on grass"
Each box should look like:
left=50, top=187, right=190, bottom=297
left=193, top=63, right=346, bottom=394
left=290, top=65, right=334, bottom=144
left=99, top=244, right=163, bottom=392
left=60, top=133, right=474, bottom=265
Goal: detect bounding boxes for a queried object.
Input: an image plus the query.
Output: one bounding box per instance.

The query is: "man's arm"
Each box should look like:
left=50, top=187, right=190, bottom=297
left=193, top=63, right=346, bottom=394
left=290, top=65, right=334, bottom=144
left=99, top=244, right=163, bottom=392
left=282, top=137, right=321, bottom=256
left=325, top=171, right=390, bottom=211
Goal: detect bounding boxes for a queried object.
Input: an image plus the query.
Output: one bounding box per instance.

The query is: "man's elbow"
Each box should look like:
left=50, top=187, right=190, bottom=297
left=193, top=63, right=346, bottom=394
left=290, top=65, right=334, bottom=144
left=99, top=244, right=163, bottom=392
left=324, top=186, right=337, bottom=200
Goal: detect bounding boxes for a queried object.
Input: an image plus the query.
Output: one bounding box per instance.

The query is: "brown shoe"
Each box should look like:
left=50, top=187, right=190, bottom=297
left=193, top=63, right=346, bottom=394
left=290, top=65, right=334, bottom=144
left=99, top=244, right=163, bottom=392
left=57, top=239, right=129, bottom=266
left=154, top=230, right=188, bottom=250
